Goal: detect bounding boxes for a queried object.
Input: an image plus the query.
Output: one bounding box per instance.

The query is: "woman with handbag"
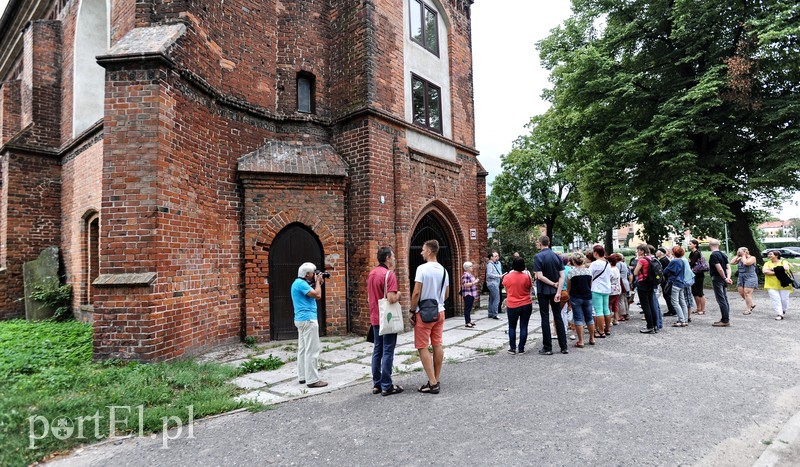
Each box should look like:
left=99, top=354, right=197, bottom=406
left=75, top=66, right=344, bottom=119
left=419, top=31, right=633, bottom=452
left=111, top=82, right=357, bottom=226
left=688, top=240, right=707, bottom=315
left=502, top=257, right=533, bottom=354
left=762, top=250, right=794, bottom=320
left=589, top=245, right=612, bottom=337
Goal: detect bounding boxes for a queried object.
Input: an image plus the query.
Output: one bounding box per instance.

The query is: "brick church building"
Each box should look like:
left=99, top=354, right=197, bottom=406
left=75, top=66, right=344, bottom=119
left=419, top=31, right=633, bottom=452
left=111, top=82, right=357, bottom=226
left=0, top=0, right=486, bottom=361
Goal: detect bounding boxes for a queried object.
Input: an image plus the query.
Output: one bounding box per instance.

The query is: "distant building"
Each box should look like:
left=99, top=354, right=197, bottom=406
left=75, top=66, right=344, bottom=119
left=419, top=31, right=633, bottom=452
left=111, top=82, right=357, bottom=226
left=758, top=220, right=797, bottom=243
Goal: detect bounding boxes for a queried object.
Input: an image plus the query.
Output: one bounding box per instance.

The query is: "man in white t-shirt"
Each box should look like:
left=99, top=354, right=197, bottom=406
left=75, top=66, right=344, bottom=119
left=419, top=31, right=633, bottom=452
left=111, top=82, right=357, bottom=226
left=409, top=239, right=449, bottom=394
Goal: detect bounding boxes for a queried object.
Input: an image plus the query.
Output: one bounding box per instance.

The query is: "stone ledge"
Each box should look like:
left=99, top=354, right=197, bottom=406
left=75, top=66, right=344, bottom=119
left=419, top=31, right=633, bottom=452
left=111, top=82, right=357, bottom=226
left=93, top=273, right=157, bottom=288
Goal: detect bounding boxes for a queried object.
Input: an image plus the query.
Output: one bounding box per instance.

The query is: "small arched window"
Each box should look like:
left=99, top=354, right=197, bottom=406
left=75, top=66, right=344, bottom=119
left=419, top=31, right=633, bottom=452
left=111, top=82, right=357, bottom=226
left=296, top=72, right=316, bottom=114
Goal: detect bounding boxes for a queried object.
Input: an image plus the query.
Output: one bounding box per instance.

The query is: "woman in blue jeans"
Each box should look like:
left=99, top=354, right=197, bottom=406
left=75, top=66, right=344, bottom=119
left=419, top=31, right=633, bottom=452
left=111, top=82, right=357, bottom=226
left=502, top=257, right=533, bottom=354
left=567, top=252, right=596, bottom=348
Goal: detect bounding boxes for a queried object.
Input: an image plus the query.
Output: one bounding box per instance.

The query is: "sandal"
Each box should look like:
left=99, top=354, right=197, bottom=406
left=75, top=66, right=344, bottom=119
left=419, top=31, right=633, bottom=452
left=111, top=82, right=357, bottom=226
left=418, top=382, right=440, bottom=394
left=381, top=384, right=404, bottom=396
left=372, top=385, right=381, bottom=395
left=672, top=322, right=683, bottom=327
left=696, top=311, right=706, bottom=315
left=589, top=340, right=596, bottom=345
left=575, top=342, right=584, bottom=348
left=594, top=332, right=606, bottom=339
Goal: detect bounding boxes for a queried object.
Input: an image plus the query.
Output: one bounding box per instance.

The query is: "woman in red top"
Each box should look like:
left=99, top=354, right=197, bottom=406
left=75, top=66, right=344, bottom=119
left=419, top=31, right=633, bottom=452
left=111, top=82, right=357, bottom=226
left=502, top=257, right=533, bottom=354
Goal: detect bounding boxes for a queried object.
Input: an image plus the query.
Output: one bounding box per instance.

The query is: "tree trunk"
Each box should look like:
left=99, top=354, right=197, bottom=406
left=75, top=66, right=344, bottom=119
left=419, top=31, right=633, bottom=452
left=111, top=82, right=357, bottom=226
left=727, top=201, right=763, bottom=265
left=545, top=216, right=556, bottom=244
left=604, top=228, right=614, bottom=255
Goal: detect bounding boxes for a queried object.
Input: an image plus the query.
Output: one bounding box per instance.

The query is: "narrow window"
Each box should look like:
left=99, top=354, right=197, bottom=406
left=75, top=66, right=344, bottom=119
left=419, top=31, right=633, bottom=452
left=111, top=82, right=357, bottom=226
left=410, top=0, right=439, bottom=56
left=84, top=213, right=100, bottom=304
left=411, top=74, right=443, bottom=134
left=297, top=72, right=315, bottom=114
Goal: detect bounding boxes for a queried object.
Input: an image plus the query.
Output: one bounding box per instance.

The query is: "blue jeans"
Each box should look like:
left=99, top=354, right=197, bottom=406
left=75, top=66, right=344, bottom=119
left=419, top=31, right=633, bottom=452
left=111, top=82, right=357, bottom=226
left=371, top=325, right=397, bottom=391
left=507, top=303, right=532, bottom=352
left=670, top=284, right=688, bottom=323
left=712, top=277, right=730, bottom=323
left=487, top=282, right=500, bottom=318
left=570, top=296, right=594, bottom=326
left=463, top=295, right=475, bottom=324
left=651, top=290, right=663, bottom=329
left=684, top=286, right=695, bottom=310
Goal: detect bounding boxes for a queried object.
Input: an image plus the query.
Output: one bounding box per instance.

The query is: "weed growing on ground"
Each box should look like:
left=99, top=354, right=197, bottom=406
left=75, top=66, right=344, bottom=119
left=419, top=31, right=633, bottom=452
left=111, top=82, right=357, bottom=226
left=239, top=355, right=284, bottom=373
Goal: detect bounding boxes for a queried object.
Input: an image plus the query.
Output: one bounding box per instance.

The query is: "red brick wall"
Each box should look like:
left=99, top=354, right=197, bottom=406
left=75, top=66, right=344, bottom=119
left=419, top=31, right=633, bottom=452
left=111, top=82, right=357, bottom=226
left=0, top=151, right=62, bottom=319
left=20, top=20, right=62, bottom=148
left=61, top=135, right=103, bottom=312
left=1, top=80, right=22, bottom=145
left=242, top=178, right=348, bottom=340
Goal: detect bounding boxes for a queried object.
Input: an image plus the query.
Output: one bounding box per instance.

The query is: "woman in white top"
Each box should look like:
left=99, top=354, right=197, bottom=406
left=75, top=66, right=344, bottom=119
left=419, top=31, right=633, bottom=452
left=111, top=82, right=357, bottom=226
left=589, top=245, right=613, bottom=337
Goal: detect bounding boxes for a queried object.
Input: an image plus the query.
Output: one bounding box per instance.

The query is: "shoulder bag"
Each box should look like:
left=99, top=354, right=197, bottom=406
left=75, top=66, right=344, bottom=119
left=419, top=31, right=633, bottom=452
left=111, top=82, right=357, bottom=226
left=418, top=269, right=447, bottom=323
left=379, top=270, right=404, bottom=336
left=692, top=255, right=710, bottom=273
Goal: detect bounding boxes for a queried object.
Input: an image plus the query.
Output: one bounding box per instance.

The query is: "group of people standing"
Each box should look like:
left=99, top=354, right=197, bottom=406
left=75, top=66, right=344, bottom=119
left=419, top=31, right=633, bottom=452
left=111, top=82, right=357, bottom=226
left=290, top=236, right=795, bottom=397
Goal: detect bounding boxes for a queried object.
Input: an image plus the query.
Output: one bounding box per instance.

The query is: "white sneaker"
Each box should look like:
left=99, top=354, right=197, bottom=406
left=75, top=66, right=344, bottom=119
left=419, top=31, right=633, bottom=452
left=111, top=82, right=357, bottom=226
left=775, top=315, right=784, bottom=320
left=569, top=334, right=577, bottom=340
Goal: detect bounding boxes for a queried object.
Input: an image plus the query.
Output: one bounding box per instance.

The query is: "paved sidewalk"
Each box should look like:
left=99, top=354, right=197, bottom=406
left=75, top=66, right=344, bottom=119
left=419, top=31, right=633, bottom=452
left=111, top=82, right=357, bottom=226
left=202, top=297, right=530, bottom=404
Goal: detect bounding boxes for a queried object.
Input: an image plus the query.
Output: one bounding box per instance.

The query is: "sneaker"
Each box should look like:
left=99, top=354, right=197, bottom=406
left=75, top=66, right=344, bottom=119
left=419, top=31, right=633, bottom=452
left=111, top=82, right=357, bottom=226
left=491, top=316, right=501, bottom=320
left=299, top=380, right=306, bottom=384
left=775, top=315, right=784, bottom=320
left=639, top=328, right=655, bottom=334
left=560, top=349, right=569, bottom=354
left=307, top=380, right=329, bottom=388
left=538, top=349, right=553, bottom=355
left=518, top=349, right=525, bottom=354
left=712, top=321, right=731, bottom=327
left=569, top=334, right=577, bottom=340
left=507, top=349, right=517, bottom=355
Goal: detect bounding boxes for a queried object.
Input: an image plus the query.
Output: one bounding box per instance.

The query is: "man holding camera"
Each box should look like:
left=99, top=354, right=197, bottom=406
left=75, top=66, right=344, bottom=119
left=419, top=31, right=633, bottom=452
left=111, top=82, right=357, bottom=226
left=291, top=262, right=328, bottom=388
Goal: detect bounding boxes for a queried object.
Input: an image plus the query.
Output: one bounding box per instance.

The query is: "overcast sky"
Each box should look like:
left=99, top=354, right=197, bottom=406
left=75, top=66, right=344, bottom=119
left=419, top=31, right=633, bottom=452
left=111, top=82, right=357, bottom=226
left=0, top=0, right=796, bottom=219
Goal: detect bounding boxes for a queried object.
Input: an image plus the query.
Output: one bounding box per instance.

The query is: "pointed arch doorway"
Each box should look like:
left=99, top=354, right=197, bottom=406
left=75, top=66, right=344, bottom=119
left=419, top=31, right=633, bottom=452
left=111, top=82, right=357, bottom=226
left=409, top=212, right=455, bottom=318
left=269, top=223, right=326, bottom=340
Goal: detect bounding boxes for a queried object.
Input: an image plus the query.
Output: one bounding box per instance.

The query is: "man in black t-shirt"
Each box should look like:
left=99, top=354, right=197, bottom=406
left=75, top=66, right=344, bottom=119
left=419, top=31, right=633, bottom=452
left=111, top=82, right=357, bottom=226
left=708, top=239, right=732, bottom=326
left=533, top=236, right=568, bottom=355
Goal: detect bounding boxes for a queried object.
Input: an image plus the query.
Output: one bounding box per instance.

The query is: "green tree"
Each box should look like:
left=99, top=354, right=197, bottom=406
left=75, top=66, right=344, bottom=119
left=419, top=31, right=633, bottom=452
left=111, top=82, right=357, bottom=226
left=537, top=0, right=800, bottom=259
left=487, top=111, right=584, bottom=243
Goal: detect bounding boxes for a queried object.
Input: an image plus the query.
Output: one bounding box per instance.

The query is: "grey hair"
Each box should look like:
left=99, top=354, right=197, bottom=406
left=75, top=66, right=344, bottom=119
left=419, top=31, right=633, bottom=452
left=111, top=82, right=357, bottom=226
left=708, top=239, right=720, bottom=247
left=463, top=261, right=473, bottom=270
left=298, top=262, right=316, bottom=277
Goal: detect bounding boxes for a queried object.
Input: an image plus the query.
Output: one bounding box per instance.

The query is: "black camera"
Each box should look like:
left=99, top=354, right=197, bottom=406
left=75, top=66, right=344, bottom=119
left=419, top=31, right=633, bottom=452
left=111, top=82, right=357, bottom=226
left=316, top=270, right=331, bottom=279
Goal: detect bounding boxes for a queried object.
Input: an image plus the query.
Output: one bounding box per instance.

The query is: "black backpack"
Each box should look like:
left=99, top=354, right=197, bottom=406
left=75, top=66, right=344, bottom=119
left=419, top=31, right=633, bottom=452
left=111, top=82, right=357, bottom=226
left=645, top=256, right=664, bottom=286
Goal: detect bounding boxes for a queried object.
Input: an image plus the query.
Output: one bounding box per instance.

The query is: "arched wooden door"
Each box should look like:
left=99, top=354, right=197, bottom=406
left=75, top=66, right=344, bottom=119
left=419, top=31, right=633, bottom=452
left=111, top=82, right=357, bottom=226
left=409, top=213, right=455, bottom=318
left=269, top=223, right=326, bottom=340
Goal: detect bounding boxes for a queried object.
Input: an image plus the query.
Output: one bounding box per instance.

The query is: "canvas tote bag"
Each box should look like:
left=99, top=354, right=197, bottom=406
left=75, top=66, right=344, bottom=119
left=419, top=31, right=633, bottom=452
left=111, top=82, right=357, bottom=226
left=379, top=270, right=404, bottom=336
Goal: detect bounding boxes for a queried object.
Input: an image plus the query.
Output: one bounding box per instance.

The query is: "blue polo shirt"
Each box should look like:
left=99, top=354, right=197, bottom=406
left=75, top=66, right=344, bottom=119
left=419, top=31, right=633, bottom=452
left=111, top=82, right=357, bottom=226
left=291, top=278, right=317, bottom=321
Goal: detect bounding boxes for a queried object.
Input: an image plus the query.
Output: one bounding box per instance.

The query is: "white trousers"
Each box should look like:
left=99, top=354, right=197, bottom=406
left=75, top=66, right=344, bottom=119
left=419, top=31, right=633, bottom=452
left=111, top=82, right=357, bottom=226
left=767, top=289, right=790, bottom=317
left=295, top=320, right=321, bottom=384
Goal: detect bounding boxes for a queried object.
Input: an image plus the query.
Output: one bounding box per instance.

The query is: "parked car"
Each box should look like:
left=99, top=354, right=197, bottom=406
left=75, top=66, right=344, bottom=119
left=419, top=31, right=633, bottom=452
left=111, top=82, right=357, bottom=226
left=785, top=247, right=800, bottom=255
left=762, top=248, right=800, bottom=259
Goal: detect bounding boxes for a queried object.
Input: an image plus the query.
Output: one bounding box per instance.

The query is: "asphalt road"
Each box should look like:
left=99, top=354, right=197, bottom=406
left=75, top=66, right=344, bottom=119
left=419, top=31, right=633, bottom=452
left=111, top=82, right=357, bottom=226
left=53, top=290, right=800, bottom=466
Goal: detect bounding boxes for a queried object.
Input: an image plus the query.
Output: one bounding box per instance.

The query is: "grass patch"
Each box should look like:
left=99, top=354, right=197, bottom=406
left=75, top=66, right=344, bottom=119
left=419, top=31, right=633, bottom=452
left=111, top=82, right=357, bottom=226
left=0, top=320, right=259, bottom=467
left=474, top=347, right=499, bottom=356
